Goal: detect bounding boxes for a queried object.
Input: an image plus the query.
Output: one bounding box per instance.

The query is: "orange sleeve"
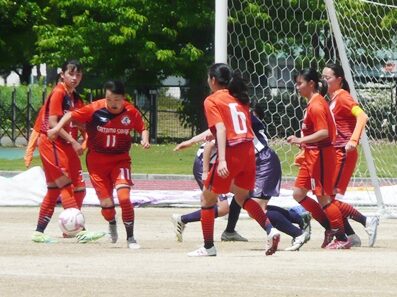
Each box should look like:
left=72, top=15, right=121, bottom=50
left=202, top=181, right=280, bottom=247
left=48, top=89, right=66, bottom=117
left=204, top=97, right=222, bottom=128
left=71, top=103, right=96, bottom=123
left=339, top=93, right=358, bottom=118
left=131, top=107, right=145, bottom=133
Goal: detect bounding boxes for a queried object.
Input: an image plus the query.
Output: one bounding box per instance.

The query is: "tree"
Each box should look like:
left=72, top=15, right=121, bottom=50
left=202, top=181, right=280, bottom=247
left=34, top=0, right=214, bottom=131
left=0, top=0, right=44, bottom=84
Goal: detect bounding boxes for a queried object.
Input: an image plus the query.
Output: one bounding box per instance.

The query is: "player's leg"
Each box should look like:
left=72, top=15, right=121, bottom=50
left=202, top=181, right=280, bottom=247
left=221, top=196, right=248, bottom=242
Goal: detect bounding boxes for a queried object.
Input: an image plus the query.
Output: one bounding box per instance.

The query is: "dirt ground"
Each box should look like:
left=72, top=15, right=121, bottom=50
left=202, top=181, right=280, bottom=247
left=0, top=206, right=396, bottom=297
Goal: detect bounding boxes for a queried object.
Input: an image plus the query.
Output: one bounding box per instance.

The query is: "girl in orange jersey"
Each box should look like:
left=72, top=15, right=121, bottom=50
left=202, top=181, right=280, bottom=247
left=288, top=68, right=351, bottom=249
left=188, top=63, right=279, bottom=257
left=322, top=63, right=379, bottom=247
left=48, top=80, right=150, bottom=249
left=31, top=60, right=104, bottom=243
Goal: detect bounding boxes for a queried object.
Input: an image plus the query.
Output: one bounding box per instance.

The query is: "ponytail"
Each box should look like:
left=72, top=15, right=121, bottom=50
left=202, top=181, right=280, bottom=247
left=208, top=63, right=250, bottom=105
left=228, top=71, right=250, bottom=105
left=319, top=79, right=328, bottom=97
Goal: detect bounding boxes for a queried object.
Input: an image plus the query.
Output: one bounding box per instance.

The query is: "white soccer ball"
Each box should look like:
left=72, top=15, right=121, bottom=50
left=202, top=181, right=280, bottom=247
left=58, top=208, right=85, bottom=236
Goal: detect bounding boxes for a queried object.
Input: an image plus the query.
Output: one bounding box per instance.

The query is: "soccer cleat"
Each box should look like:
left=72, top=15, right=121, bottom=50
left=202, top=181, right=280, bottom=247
left=31, top=231, right=58, bottom=243
left=109, top=223, right=118, bottom=243
left=76, top=231, right=106, bottom=243
left=365, top=216, right=380, bottom=247
left=171, top=214, right=185, bottom=242
left=127, top=237, right=141, bottom=249
left=265, top=228, right=280, bottom=256
left=348, top=233, right=362, bottom=247
left=284, top=230, right=310, bottom=251
left=187, top=246, right=217, bottom=257
left=221, top=231, right=248, bottom=242
left=325, top=239, right=352, bottom=250
left=321, top=230, right=335, bottom=248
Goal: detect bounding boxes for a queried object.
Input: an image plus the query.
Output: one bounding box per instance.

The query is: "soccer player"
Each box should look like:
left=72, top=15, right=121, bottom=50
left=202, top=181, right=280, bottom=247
left=187, top=63, right=277, bottom=257
left=31, top=60, right=103, bottom=244
left=173, top=104, right=311, bottom=251
left=172, top=140, right=249, bottom=242
left=48, top=80, right=150, bottom=249
left=288, top=68, right=351, bottom=249
left=322, top=63, right=379, bottom=247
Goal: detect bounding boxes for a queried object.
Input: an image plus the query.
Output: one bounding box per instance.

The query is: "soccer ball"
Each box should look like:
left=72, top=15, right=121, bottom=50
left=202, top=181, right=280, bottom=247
left=58, top=208, right=85, bottom=236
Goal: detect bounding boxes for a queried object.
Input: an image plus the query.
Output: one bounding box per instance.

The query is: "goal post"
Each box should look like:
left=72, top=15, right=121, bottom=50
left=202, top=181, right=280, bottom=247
left=218, top=0, right=397, bottom=216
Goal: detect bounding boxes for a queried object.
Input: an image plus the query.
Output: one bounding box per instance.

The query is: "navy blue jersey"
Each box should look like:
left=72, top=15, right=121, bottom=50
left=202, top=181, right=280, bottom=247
left=251, top=113, right=269, bottom=153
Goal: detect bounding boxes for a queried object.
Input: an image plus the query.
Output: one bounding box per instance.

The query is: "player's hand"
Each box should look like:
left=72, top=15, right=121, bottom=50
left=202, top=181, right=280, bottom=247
left=141, top=139, right=150, bottom=149
left=71, top=140, right=83, bottom=156
left=47, top=128, right=59, bottom=141
left=202, top=171, right=208, bottom=181
left=173, top=140, right=193, bottom=151
left=217, top=160, right=229, bottom=178
left=345, top=140, right=357, bottom=152
left=287, top=135, right=302, bottom=146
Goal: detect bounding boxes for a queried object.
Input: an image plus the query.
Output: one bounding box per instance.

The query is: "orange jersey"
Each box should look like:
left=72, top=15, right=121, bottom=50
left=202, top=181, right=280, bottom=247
left=329, top=89, right=358, bottom=147
left=302, top=93, right=336, bottom=149
left=204, top=89, right=254, bottom=146
left=40, top=83, right=84, bottom=140
left=71, top=99, right=145, bottom=154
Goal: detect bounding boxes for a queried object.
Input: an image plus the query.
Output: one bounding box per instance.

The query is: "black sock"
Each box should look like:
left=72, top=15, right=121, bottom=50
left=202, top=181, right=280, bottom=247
left=225, top=197, right=241, bottom=233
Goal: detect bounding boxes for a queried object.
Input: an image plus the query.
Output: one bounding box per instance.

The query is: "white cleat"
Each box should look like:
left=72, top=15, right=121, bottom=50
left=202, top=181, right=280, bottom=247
left=187, top=246, right=217, bottom=257
left=348, top=233, right=362, bottom=247
left=284, top=230, right=310, bottom=251
left=266, top=228, right=280, bottom=256
left=365, top=216, right=380, bottom=247
left=127, top=237, right=141, bottom=249
left=171, top=214, right=185, bottom=242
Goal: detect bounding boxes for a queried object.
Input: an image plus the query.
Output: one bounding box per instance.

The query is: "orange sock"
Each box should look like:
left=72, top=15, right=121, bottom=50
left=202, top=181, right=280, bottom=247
left=73, top=188, right=86, bottom=209
left=101, top=206, right=116, bottom=222
left=333, top=199, right=366, bottom=226
left=300, top=196, right=329, bottom=229
left=117, top=187, right=134, bottom=223
left=323, top=201, right=346, bottom=241
left=201, top=206, right=216, bottom=249
left=60, top=184, right=78, bottom=209
left=36, top=187, right=60, bottom=232
left=243, top=198, right=267, bottom=230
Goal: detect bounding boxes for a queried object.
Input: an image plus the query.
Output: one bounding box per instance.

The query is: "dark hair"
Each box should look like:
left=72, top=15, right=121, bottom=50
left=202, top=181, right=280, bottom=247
left=253, top=102, right=265, bottom=120
left=208, top=63, right=250, bottom=105
left=325, top=63, right=350, bottom=92
left=61, top=59, right=82, bottom=73
left=104, top=80, right=125, bottom=95
left=297, top=68, right=328, bottom=96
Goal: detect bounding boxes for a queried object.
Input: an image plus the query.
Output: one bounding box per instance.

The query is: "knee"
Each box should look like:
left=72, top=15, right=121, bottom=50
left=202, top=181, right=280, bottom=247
left=100, top=198, right=114, bottom=208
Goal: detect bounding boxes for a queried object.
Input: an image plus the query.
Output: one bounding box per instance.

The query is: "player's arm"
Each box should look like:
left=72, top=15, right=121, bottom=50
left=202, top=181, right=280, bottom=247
left=48, top=113, right=83, bottom=155
left=215, top=122, right=229, bottom=178
left=47, top=112, right=73, bottom=141
left=345, top=106, right=368, bottom=152
left=173, top=129, right=213, bottom=151
left=202, top=141, right=215, bottom=181
left=140, top=129, right=150, bottom=149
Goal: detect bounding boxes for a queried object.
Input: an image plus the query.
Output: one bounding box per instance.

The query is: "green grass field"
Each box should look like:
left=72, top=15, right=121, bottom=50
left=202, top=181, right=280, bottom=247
left=0, top=142, right=396, bottom=178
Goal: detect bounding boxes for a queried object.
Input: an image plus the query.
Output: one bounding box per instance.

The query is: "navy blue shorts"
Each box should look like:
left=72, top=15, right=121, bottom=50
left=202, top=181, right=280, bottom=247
left=252, top=147, right=282, bottom=199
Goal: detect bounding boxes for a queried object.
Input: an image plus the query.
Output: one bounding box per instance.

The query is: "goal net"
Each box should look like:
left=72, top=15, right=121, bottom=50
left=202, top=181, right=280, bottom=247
left=226, top=0, right=397, bottom=215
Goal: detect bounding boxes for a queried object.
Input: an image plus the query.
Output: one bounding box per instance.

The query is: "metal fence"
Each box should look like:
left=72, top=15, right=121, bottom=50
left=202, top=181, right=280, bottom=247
left=0, top=85, right=195, bottom=146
